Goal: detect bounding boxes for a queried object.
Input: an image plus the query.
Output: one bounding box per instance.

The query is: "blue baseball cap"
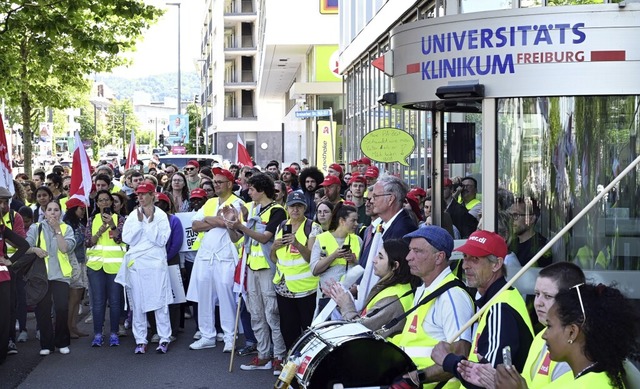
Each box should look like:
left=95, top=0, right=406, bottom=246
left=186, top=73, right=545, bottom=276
left=404, top=225, right=454, bottom=258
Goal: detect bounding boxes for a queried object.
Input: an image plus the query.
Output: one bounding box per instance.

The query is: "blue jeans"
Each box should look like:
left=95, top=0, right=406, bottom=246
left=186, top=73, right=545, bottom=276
left=87, top=268, right=122, bottom=335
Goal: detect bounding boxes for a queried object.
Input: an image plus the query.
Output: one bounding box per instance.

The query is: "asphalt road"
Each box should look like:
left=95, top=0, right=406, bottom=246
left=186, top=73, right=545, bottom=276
left=1, top=310, right=276, bottom=389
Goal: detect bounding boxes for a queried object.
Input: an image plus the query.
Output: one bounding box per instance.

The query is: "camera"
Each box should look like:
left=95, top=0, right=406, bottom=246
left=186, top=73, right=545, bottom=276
left=283, top=224, right=292, bottom=234
left=452, top=183, right=462, bottom=192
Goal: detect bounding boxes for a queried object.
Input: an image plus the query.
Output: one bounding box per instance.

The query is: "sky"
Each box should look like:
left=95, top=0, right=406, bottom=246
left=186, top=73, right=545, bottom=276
left=109, top=1, right=205, bottom=78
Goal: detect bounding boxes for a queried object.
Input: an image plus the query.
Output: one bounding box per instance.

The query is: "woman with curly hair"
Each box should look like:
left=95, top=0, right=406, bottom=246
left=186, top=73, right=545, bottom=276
left=497, top=283, right=640, bottom=388
left=166, top=172, right=190, bottom=213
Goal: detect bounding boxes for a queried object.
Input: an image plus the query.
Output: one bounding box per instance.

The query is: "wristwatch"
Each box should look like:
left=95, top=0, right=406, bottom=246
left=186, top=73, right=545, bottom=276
left=56, top=231, right=62, bottom=235
left=417, top=370, right=427, bottom=384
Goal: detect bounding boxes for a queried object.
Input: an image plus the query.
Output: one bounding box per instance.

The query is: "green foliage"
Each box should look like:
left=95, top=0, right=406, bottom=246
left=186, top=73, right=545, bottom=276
left=185, top=103, right=202, bottom=154
left=0, top=0, right=163, bottom=176
left=102, top=99, right=141, bottom=153
left=97, top=72, right=201, bottom=102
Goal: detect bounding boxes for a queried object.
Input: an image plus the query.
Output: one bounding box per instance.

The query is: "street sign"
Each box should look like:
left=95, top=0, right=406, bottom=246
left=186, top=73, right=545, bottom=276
left=295, top=109, right=332, bottom=119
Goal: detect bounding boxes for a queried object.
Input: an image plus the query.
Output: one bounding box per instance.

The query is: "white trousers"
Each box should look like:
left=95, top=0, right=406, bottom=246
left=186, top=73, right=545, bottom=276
left=191, top=259, right=237, bottom=343
left=246, top=268, right=286, bottom=359
left=129, top=290, right=171, bottom=345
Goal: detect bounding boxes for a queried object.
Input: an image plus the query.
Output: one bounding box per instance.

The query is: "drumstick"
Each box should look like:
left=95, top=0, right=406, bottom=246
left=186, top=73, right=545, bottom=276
left=447, top=153, right=640, bottom=343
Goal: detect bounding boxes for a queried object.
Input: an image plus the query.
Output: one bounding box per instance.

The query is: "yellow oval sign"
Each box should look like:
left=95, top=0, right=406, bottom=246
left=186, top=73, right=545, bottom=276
left=360, top=127, right=416, bottom=167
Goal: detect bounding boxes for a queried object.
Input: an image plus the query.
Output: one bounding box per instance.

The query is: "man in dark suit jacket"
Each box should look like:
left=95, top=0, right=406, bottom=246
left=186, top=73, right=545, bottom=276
left=355, top=175, right=418, bottom=311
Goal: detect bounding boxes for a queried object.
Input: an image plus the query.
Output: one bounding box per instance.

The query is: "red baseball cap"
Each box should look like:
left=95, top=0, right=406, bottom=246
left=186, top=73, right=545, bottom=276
left=283, top=167, right=297, bottom=175
left=358, top=157, right=372, bottom=165
left=155, top=192, right=171, bottom=204
left=456, top=230, right=508, bottom=258
left=212, top=168, right=235, bottom=183
left=349, top=160, right=359, bottom=166
left=329, top=163, right=343, bottom=174
left=136, top=183, right=155, bottom=194
left=186, top=160, right=200, bottom=169
left=410, top=187, right=427, bottom=197
left=65, top=198, right=87, bottom=209
left=364, top=166, right=379, bottom=179
left=320, top=175, right=341, bottom=187
left=349, top=176, right=366, bottom=185
left=190, top=188, right=207, bottom=199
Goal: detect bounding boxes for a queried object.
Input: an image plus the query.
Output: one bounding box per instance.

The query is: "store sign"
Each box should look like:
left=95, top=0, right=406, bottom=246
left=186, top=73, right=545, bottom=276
left=390, top=4, right=640, bottom=103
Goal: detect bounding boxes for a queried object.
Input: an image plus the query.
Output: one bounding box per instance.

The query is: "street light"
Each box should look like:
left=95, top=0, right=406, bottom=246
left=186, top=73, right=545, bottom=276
left=167, top=2, right=181, bottom=116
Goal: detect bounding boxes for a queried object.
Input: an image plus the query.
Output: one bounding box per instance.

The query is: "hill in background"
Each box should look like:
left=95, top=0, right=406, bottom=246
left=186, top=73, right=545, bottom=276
left=95, top=72, right=201, bottom=102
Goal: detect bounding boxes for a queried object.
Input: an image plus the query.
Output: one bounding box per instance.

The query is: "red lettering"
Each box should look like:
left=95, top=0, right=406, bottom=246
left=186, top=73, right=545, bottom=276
left=408, top=315, right=418, bottom=333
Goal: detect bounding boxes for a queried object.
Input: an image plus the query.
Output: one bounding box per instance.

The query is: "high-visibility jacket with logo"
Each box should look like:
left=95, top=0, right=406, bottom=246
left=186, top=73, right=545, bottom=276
left=314, top=231, right=361, bottom=269
left=397, top=272, right=468, bottom=389
left=86, top=215, right=125, bottom=274
left=523, top=330, right=573, bottom=388
left=362, top=282, right=413, bottom=345
left=37, top=223, right=72, bottom=277
left=273, top=219, right=319, bottom=293
left=192, top=194, right=243, bottom=251
left=248, top=203, right=284, bottom=271
left=469, top=288, right=534, bottom=363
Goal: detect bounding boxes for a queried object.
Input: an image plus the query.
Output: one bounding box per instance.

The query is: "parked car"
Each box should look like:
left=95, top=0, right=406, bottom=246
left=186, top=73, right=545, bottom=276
left=158, top=154, right=223, bottom=169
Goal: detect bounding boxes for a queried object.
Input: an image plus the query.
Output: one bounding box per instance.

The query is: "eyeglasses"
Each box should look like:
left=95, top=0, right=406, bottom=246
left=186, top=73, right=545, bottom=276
left=370, top=193, right=392, bottom=201
left=213, top=180, right=229, bottom=185
left=570, top=283, right=587, bottom=326
left=184, top=167, right=196, bottom=171
left=509, top=213, right=530, bottom=220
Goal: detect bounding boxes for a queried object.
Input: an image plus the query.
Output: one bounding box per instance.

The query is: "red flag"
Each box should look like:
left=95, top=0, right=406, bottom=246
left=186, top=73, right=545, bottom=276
left=125, top=131, right=137, bottom=169
left=68, top=131, right=92, bottom=205
left=0, top=115, right=14, bottom=195
left=236, top=134, right=253, bottom=167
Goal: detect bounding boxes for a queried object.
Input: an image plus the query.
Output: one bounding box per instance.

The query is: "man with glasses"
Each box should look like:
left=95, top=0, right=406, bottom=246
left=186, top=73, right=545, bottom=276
left=508, top=197, right=551, bottom=267
left=443, top=178, right=477, bottom=239
left=431, top=230, right=534, bottom=387
left=188, top=168, right=245, bottom=353
left=184, top=160, right=201, bottom=192
left=355, top=175, right=418, bottom=311
left=457, top=176, right=482, bottom=221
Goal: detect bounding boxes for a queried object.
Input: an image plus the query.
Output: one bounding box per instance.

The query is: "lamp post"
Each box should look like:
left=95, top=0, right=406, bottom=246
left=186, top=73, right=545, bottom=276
left=167, top=2, right=181, bottom=116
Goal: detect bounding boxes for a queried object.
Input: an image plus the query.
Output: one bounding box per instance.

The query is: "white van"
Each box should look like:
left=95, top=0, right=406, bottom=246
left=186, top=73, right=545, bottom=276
left=158, top=154, right=223, bottom=169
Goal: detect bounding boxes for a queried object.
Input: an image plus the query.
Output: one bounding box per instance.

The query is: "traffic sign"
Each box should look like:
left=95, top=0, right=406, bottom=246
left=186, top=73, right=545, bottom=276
left=295, top=109, right=332, bottom=119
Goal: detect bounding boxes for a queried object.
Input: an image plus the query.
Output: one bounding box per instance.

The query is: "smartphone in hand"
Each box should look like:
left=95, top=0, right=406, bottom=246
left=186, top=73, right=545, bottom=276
left=283, top=224, right=292, bottom=234
left=341, top=244, right=350, bottom=251
left=502, top=346, right=512, bottom=368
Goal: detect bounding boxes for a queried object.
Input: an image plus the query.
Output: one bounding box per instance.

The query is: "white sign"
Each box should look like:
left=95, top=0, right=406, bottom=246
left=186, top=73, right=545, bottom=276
left=175, top=211, right=198, bottom=252
left=390, top=4, right=640, bottom=103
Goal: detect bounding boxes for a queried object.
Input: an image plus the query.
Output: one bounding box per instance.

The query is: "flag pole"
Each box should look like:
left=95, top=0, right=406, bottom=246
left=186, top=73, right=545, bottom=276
left=446, top=152, right=640, bottom=343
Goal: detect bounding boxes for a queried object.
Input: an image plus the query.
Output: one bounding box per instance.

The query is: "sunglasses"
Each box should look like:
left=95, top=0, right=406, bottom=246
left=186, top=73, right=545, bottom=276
left=570, top=282, right=587, bottom=326
left=184, top=167, right=196, bottom=171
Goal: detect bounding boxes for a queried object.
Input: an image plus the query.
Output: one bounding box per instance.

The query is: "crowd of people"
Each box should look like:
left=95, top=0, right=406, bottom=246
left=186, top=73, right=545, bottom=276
left=0, top=156, right=639, bottom=389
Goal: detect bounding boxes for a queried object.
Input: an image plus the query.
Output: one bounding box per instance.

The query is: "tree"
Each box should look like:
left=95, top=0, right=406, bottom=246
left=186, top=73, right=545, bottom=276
left=0, top=1, right=163, bottom=176
left=103, top=99, right=140, bottom=157
left=185, top=103, right=202, bottom=154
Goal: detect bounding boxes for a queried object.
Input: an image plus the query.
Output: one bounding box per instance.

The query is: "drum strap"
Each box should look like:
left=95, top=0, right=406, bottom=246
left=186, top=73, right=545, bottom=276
left=378, top=279, right=466, bottom=333
left=364, top=288, right=415, bottom=319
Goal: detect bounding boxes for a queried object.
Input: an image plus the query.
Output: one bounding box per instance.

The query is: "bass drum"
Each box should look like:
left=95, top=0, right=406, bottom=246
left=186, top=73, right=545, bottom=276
left=289, top=321, right=415, bottom=389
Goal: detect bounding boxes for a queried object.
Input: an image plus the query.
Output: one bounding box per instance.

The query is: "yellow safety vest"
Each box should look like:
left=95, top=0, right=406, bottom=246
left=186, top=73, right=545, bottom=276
left=248, top=203, right=284, bottom=271
left=314, top=231, right=361, bottom=269
left=37, top=223, right=72, bottom=277
left=524, top=330, right=573, bottom=388
left=461, top=197, right=480, bottom=211
left=3, top=212, right=17, bottom=255
left=362, top=282, right=413, bottom=345
left=542, top=370, right=613, bottom=388
left=273, top=219, right=319, bottom=293
left=397, top=272, right=468, bottom=389
left=469, top=288, right=534, bottom=363
left=192, top=194, right=244, bottom=250
left=86, top=215, right=125, bottom=274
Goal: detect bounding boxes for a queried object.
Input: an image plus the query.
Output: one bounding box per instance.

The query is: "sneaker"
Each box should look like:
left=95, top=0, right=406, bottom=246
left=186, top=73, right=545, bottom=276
left=223, top=342, right=233, bottom=353
left=39, top=349, right=51, bottom=356
left=91, top=333, right=103, bottom=347
left=118, top=324, right=127, bottom=337
left=58, top=347, right=70, bottom=354
left=84, top=314, right=93, bottom=324
left=237, top=344, right=258, bottom=356
left=272, top=358, right=283, bottom=376
left=189, top=338, right=216, bottom=350
left=216, top=333, right=224, bottom=342
left=156, top=342, right=169, bottom=354
left=134, top=344, right=147, bottom=354
left=240, top=356, right=273, bottom=371
left=7, top=340, right=18, bottom=355
left=109, top=333, right=120, bottom=347
left=193, top=330, right=202, bottom=340
left=17, top=330, right=28, bottom=343
left=150, top=334, right=160, bottom=343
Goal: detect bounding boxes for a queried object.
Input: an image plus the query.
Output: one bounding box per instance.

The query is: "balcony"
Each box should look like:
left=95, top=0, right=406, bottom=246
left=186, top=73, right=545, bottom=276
left=224, top=0, right=257, bottom=22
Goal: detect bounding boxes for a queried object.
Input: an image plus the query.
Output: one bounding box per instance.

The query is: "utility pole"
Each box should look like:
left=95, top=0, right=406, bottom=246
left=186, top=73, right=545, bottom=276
left=122, top=112, right=126, bottom=159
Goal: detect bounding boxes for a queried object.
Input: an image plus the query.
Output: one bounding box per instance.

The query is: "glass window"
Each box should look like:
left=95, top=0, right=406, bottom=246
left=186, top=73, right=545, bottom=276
left=497, top=96, right=640, bottom=271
